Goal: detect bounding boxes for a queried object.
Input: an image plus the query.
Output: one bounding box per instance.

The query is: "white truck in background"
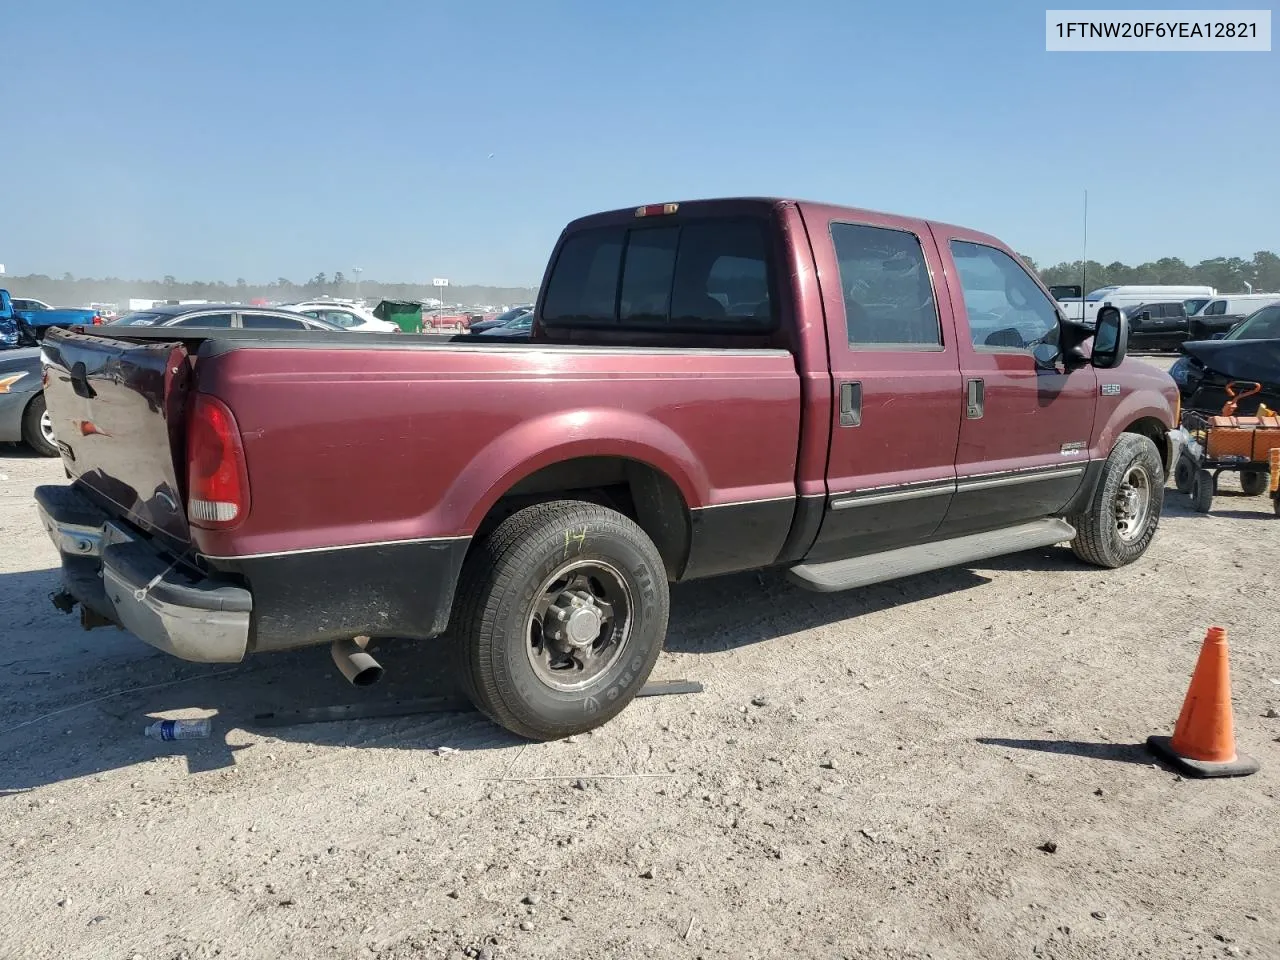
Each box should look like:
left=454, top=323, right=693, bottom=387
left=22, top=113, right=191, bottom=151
left=1055, top=285, right=1217, bottom=325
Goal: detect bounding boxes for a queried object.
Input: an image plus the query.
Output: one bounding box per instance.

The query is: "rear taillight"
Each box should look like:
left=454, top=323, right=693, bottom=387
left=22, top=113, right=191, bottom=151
left=187, top=394, right=250, bottom=529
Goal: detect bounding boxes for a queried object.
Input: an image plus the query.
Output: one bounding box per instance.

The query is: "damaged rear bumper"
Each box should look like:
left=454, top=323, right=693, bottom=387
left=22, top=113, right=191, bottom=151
left=34, top=484, right=251, bottom=663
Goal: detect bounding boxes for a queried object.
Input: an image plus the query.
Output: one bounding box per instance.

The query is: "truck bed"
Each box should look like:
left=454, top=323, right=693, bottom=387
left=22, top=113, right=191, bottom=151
left=41, top=325, right=803, bottom=652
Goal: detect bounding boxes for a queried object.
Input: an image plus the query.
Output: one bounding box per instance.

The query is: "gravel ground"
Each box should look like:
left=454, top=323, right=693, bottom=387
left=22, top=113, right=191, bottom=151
left=2, top=357, right=1277, bottom=960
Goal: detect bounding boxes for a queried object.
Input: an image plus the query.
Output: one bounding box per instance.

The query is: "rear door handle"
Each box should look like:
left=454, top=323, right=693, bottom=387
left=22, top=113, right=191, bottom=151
left=966, top=378, right=984, bottom=419
left=839, top=381, right=862, bottom=428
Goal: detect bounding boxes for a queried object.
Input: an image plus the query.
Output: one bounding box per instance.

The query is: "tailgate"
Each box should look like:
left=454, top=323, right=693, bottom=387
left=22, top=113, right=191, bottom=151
left=42, top=328, right=194, bottom=550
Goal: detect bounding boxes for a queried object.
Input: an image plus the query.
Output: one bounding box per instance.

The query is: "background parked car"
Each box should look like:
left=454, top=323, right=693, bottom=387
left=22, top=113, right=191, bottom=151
left=472, top=310, right=535, bottom=338
left=468, top=305, right=532, bottom=334
left=0, top=347, right=56, bottom=456
left=109, top=304, right=346, bottom=331
left=1123, top=300, right=1189, bottom=352
left=4, top=293, right=102, bottom=339
left=1170, top=302, right=1280, bottom=408
left=285, top=301, right=400, bottom=333
left=1187, top=293, right=1280, bottom=339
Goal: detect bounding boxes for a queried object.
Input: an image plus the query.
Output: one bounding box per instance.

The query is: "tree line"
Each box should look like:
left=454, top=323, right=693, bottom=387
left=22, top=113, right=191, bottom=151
left=1019, top=250, right=1280, bottom=295
left=5, top=249, right=1279, bottom=310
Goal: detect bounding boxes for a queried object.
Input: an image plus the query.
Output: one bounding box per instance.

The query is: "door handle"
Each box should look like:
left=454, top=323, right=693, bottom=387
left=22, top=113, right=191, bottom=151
left=966, top=378, right=984, bottom=419
left=839, top=381, right=862, bottom=428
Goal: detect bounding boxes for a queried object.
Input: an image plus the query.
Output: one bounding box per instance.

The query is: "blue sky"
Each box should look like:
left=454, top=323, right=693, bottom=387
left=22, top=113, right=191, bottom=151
left=5, top=1, right=1277, bottom=285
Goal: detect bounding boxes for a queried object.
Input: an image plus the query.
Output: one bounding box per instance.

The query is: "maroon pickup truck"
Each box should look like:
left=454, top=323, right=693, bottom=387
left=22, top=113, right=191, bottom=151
left=36, top=198, right=1178, bottom=740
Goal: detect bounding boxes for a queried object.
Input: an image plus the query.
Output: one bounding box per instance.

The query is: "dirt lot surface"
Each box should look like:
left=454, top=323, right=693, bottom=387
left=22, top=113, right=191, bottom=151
left=2, top=356, right=1278, bottom=960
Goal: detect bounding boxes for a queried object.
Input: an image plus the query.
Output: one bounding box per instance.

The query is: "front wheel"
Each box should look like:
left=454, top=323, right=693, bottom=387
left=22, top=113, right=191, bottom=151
left=1069, top=433, right=1164, bottom=568
left=451, top=499, right=669, bottom=740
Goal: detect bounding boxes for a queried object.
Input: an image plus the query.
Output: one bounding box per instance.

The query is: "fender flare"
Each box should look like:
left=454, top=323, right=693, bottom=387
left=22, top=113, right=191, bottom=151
left=430, top=408, right=710, bottom=535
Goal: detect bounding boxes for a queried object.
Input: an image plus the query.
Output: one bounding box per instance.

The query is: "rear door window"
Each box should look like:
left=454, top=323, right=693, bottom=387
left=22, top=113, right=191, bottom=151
left=240, top=313, right=307, bottom=329
left=541, top=218, right=775, bottom=332
left=830, top=222, right=940, bottom=349
left=172, top=313, right=233, bottom=327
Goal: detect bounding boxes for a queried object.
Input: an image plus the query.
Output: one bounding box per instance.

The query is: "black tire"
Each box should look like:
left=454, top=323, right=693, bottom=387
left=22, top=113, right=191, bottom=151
left=1173, top=454, right=1195, bottom=494
left=1191, top=469, right=1214, bottom=513
left=21, top=393, right=59, bottom=458
left=451, top=499, right=669, bottom=741
left=1240, top=470, right=1269, bottom=497
left=1069, top=433, right=1165, bottom=568
left=1273, top=494, right=1280, bottom=517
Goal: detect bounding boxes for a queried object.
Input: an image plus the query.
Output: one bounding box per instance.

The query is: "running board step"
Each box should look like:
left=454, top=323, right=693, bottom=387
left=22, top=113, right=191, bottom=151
left=786, top=518, right=1077, bottom=593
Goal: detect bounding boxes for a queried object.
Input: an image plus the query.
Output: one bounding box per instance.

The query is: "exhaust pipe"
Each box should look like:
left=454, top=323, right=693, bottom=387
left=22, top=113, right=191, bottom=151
left=331, top=636, right=384, bottom=687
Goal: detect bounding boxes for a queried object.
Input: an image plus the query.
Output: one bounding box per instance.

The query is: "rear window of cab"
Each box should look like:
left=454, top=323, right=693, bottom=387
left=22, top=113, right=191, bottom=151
left=541, top=218, right=776, bottom=334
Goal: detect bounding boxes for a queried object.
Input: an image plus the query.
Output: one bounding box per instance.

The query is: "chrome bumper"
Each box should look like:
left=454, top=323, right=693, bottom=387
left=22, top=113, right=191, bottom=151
left=34, top=484, right=251, bottom=663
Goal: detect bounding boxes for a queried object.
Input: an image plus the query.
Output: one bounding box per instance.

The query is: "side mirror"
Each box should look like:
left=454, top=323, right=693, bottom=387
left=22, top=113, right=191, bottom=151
left=1091, top=305, right=1128, bottom=369
left=1138, top=311, right=1151, bottom=323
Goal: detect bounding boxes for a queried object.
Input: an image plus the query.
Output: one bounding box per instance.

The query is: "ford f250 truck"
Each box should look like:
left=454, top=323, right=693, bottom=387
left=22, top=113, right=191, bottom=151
left=35, top=198, right=1178, bottom=740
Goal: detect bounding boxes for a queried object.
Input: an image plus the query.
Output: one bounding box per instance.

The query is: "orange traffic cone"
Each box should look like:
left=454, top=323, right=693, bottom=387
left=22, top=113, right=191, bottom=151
left=1147, top=627, right=1259, bottom=778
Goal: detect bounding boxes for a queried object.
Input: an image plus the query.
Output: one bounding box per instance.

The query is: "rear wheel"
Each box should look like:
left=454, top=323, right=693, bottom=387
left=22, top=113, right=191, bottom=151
left=21, top=394, right=58, bottom=457
left=1239, top=470, right=1269, bottom=497
left=451, top=499, right=669, bottom=740
left=1069, top=433, right=1164, bottom=568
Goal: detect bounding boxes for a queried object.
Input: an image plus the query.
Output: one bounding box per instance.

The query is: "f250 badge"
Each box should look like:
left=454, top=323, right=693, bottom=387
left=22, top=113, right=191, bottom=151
left=1100, top=383, right=1122, bottom=396
left=1060, top=441, right=1086, bottom=456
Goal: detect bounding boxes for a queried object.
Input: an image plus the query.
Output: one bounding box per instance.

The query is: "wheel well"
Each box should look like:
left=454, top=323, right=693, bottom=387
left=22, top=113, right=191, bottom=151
left=1123, top=417, right=1172, bottom=473
left=472, top=456, right=692, bottom=580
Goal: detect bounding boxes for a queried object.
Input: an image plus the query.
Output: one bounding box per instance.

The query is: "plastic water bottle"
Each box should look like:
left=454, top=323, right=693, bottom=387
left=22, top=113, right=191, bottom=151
left=144, top=718, right=212, bottom=741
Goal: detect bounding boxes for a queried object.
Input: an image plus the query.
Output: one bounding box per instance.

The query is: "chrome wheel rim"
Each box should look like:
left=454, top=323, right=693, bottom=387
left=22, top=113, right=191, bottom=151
left=526, top=559, right=633, bottom=692
left=39, top=409, right=55, bottom=446
left=1115, top=464, right=1151, bottom=542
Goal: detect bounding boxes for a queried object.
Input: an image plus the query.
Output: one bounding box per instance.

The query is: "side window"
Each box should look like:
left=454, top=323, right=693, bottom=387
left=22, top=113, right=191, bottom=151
left=1244, top=305, right=1280, bottom=338
left=949, top=241, right=1059, bottom=352
left=172, top=313, right=233, bottom=327
left=1208, top=300, right=1226, bottom=316
left=1169, top=303, right=1185, bottom=318
left=830, top=222, right=940, bottom=349
left=322, top=310, right=359, bottom=328
left=240, top=313, right=305, bottom=329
